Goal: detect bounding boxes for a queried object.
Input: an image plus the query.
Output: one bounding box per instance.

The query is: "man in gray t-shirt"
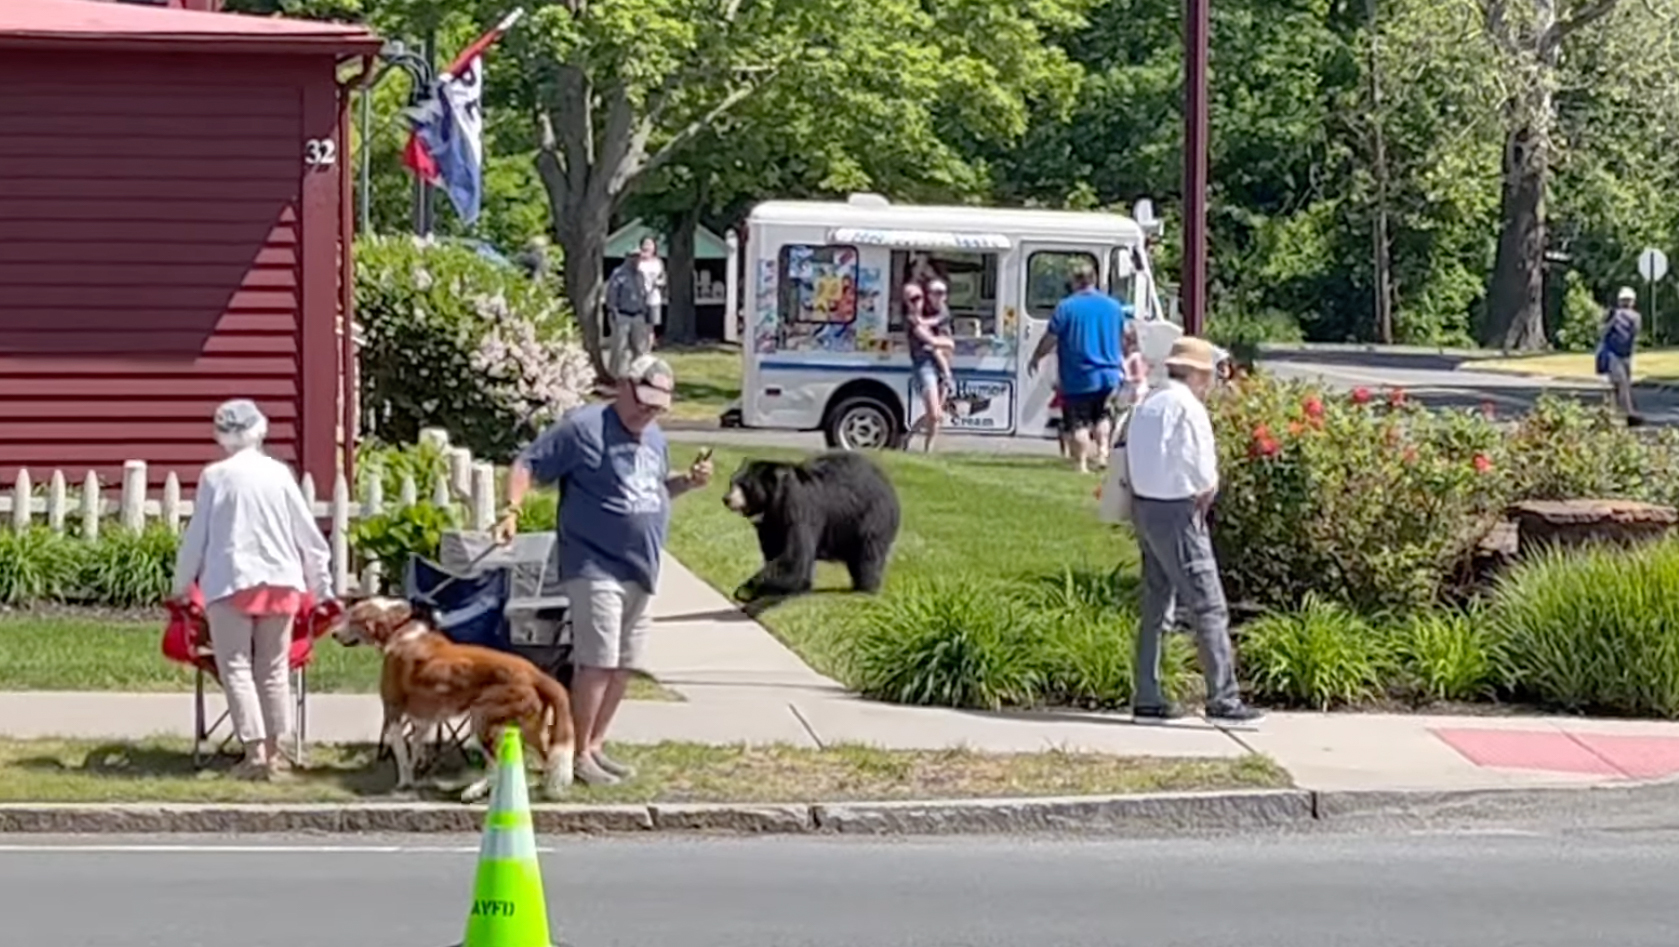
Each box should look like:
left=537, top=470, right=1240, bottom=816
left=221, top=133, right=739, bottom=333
left=499, top=354, right=714, bottom=786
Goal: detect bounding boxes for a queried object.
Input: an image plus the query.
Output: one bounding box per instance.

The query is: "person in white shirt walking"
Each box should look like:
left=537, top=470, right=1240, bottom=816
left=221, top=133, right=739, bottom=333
left=637, top=236, right=668, bottom=329
left=1125, top=337, right=1263, bottom=724
left=170, top=399, right=335, bottom=780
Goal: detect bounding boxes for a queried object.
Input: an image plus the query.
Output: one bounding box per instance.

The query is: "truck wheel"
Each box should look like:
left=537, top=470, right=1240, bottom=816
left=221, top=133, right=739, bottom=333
left=824, top=395, right=899, bottom=451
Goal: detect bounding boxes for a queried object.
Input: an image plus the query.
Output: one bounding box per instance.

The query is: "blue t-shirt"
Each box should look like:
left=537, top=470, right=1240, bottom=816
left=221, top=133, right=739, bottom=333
left=1048, top=288, right=1125, bottom=395
left=518, top=402, right=670, bottom=592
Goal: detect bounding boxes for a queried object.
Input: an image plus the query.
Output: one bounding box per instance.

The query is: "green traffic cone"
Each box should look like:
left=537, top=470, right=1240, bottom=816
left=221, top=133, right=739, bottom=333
left=451, top=727, right=560, bottom=947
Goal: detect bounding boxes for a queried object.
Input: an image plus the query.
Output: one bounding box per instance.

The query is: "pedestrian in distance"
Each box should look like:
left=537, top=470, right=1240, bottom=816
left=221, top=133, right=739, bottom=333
left=1124, top=336, right=1264, bottom=724
left=606, top=252, right=653, bottom=379
left=496, top=355, right=714, bottom=786
left=1597, top=286, right=1642, bottom=424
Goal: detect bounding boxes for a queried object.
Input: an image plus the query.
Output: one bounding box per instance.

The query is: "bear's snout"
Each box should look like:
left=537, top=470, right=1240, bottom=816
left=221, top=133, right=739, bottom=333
left=723, top=486, right=748, bottom=513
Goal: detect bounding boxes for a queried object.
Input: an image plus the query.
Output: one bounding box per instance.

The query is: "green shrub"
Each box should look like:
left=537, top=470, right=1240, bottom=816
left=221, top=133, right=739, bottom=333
left=1237, top=595, right=1391, bottom=709
left=1502, top=394, right=1679, bottom=506
left=0, top=529, right=83, bottom=605
left=1211, top=372, right=1507, bottom=612
left=1487, top=539, right=1679, bottom=718
left=1551, top=271, right=1604, bottom=352
left=851, top=577, right=1042, bottom=710
left=355, top=235, right=595, bottom=462
left=348, top=502, right=461, bottom=593
left=1389, top=608, right=1503, bottom=704
left=79, top=527, right=177, bottom=608
left=1206, top=308, right=1303, bottom=368
left=356, top=440, right=452, bottom=504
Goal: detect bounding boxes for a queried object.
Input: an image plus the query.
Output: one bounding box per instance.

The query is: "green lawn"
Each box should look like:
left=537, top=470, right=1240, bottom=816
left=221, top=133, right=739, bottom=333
left=0, top=737, right=1288, bottom=803
left=667, top=447, right=1137, bottom=681
left=0, top=615, right=676, bottom=700
left=660, top=343, right=743, bottom=422
left=1468, top=348, right=1679, bottom=383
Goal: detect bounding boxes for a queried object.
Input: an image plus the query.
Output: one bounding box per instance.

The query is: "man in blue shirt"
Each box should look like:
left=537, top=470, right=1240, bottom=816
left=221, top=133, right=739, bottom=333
left=1028, top=262, right=1131, bottom=473
left=498, top=354, right=714, bottom=786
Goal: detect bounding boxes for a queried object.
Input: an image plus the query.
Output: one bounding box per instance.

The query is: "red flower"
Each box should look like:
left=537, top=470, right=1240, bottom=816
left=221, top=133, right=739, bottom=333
left=1351, top=387, right=1373, bottom=405
left=1303, top=396, right=1325, bottom=419
left=1473, top=454, right=1494, bottom=474
left=1402, top=446, right=1418, bottom=464
left=1287, top=421, right=1306, bottom=437
left=1249, top=436, right=1281, bottom=459
left=1388, top=388, right=1407, bottom=407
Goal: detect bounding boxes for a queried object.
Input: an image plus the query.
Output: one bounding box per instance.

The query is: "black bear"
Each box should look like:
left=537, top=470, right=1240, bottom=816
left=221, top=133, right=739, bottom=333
left=723, top=451, right=901, bottom=606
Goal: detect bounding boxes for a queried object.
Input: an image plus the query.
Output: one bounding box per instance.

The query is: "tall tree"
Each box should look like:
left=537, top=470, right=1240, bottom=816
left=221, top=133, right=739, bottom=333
left=1481, top=0, right=1621, bottom=349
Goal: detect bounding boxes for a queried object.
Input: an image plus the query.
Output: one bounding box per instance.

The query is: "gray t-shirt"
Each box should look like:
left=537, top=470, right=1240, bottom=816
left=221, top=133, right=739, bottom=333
left=519, top=403, right=670, bottom=592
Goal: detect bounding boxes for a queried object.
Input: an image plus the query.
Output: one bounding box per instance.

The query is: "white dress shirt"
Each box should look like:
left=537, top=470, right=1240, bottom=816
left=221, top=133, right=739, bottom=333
left=638, top=256, right=666, bottom=309
left=171, top=448, right=333, bottom=603
left=1126, top=380, right=1219, bottom=501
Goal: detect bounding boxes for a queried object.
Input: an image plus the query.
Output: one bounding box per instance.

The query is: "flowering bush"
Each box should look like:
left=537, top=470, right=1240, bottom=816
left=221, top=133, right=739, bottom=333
left=355, top=236, right=594, bottom=461
left=1209, top=373, right=1508, bottom=613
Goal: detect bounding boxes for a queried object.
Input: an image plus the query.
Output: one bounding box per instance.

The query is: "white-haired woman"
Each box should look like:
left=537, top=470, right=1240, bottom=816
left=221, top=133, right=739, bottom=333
left=171, top=399, right=334, bottom=780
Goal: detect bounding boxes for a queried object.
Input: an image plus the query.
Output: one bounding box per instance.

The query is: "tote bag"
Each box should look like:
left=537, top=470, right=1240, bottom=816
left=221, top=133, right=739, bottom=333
left=1097, top=407, right=1138, bottom=525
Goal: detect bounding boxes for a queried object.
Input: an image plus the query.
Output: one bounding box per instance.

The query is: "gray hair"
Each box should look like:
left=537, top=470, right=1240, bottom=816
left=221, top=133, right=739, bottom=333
left=212, top=399, right=268, bottom=453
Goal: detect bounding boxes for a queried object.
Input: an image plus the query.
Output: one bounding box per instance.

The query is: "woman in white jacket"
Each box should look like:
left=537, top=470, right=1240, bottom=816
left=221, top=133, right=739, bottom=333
left=171, top=399, right=334, bottom=780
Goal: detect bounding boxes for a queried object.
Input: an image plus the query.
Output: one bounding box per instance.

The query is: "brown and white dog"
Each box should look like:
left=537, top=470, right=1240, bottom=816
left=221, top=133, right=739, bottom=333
left=329, top=596, right=576, bottom=802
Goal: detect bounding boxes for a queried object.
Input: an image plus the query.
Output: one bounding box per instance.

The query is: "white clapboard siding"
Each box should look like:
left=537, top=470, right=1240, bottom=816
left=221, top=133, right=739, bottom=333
left=0, top=429, right=501, bottom=597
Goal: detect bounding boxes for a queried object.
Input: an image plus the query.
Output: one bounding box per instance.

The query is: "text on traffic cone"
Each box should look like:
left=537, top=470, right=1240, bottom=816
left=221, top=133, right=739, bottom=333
left=461, top=727, right=553, bottom=947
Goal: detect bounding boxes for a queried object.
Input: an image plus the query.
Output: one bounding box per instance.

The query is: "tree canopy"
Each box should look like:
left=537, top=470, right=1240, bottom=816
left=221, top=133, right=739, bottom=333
left=236, top=0, right=1679, bottom=354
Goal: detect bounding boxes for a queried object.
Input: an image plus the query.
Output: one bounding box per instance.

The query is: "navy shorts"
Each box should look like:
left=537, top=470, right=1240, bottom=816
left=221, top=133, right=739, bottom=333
left=1061, top=388, right=1115, bottom=429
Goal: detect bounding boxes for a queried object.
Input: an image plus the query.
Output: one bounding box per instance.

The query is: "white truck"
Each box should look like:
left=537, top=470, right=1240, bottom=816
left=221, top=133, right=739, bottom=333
left=722, top=193, right=1184, bottom=449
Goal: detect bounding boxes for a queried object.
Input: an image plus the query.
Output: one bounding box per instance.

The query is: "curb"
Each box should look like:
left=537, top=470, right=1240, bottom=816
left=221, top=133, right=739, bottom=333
left=0, top=785, right=1631, bottom=836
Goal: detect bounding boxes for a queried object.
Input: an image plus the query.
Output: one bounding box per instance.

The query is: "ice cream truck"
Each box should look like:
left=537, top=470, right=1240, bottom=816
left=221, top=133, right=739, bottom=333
left=723, top=193, right=1185, bottom=449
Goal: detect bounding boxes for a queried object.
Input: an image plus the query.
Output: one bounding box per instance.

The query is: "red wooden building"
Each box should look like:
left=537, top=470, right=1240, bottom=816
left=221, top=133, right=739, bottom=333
left=0, top=0, right=381, bottom=491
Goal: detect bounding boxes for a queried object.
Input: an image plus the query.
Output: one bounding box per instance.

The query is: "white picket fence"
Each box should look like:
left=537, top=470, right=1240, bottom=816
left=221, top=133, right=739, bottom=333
left=0, top=429, right=500, bottom=597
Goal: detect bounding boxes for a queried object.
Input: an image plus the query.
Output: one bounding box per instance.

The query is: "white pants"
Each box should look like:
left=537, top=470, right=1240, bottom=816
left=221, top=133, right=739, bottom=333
left=206, top=600, right=293, bottom=745
left=610, top=313, right=652, bottom=377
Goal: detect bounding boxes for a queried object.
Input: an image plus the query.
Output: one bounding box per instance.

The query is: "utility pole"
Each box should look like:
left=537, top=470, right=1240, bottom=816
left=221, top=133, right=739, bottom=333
left=1182, top=0, right=1210, bottom=337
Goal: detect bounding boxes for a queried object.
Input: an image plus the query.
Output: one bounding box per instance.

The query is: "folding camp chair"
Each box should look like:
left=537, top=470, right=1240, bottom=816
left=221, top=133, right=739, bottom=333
left=161, top=593, right=338, bottom=769
left=394, top=531, right=572, bottom=775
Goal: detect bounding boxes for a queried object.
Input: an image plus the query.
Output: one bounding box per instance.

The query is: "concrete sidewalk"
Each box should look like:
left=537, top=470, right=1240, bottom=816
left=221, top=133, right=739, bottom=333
left=4, top=554, right=1679, bottom=794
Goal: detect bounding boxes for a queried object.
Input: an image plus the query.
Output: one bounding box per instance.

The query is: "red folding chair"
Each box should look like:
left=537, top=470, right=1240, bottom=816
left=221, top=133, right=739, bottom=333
left=161, top=589, right=341, bottom=768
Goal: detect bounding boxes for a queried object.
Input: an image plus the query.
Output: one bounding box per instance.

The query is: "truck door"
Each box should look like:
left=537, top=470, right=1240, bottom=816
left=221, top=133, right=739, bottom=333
left=1017, top=244, right=1107, bottom=440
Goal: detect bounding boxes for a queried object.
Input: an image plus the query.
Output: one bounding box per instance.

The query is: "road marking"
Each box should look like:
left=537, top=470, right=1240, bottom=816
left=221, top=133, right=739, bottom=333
left=0, top=843, right=553, bottom=854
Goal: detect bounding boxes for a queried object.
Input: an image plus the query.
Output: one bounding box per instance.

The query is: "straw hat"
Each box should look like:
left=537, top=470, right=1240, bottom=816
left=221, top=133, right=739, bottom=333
left=1163, top=335, right=1219, bottom=374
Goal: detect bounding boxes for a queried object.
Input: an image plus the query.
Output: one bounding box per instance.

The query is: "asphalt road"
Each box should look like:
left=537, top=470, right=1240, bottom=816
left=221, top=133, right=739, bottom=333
left=15, top=804, right=1679, bottom=947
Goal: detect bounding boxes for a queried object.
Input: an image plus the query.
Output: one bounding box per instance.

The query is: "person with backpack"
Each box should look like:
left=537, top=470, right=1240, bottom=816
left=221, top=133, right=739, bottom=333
left=606, top=252, right=652, bottom=378
left=1598, top=286, right=1642, bottom=422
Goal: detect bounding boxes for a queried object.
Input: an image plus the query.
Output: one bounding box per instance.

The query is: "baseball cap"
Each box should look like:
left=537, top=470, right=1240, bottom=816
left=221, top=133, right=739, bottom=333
left=1619, top=286, right=1638, bottom=303
left=623, top=354, right=675, bottom=409
left=212, top=398, right=266, bottom=434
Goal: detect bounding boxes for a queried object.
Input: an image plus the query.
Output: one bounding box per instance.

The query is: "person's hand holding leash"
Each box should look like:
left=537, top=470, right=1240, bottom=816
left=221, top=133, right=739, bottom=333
left=492, top=506, right=521, bottom=545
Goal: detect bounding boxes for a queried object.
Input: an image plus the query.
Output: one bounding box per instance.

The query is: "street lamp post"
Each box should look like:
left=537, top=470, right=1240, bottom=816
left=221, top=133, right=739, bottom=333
left=1182, top=0, right=1210, bottom=338
left=375, top=39, right=437, bottom=237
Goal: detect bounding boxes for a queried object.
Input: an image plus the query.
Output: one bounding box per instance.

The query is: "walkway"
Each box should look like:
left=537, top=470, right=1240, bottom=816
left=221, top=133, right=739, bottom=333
left=3, top=555, right=1679, bottom=794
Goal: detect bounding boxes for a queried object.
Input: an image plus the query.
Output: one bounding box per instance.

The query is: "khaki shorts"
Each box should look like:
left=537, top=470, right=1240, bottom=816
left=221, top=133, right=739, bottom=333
left=565, top=578, right=653, bottom=670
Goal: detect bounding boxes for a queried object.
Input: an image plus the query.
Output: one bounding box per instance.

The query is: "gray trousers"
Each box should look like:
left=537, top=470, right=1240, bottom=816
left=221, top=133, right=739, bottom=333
left=609, top=311, right=653, bottom=377
left=1131, top=496, right=1242, bottom=710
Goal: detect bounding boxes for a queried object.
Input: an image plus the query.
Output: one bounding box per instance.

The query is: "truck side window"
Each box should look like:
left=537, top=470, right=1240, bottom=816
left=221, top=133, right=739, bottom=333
left=1109, top=246, right=1142, bottom=309
left=778, top=244, right=859, bottom=324
left=1026, top=251, right=1099, bottom=319
left=888, top=249, right=1000, bottom=338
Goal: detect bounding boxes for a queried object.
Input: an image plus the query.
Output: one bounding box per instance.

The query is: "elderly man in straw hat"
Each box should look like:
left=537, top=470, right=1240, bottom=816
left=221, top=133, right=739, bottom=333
left=1125, top=336, right=1263, bottom=724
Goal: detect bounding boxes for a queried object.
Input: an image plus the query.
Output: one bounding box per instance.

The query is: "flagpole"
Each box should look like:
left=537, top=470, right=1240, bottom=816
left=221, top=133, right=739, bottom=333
left=414, top=27, right=437, bottom=237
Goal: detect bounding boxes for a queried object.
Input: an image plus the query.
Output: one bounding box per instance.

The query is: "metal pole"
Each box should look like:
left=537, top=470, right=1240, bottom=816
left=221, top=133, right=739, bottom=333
left=358, top=87, right=372, bottom=235
left=1182, top=0, right=1210, bottom=338
left=413, top=28, right=437, bottom=237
